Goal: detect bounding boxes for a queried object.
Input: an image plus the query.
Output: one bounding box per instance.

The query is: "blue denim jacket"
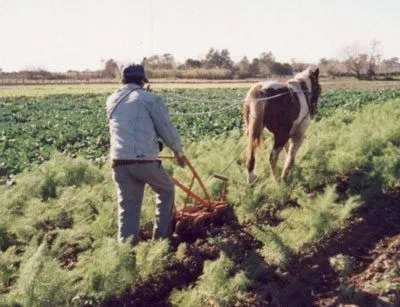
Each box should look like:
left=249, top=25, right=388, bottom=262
left=106, top=84, right=183, bottom=160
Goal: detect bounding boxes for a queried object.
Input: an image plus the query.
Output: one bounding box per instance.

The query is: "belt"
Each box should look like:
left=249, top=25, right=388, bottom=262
left=111, top=159, right=158, bottom=168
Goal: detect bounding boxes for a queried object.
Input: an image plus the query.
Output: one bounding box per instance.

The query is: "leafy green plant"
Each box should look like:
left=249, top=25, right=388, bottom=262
left=6, top=242, right=77, bottom=307
left=170, top=253, right=250, bottom=306
left=134, top=239, right=171, bottom=280
left=80, top=238, right=136, bottom=300
left=175, top=242, right=188, bottom=261
left=2, top=88, right=400, bottom=179
left=252, top=186, right=361, bottom=267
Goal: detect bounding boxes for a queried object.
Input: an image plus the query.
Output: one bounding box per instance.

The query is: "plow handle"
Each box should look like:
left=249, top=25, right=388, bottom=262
left=158, top=156, right=211, bottom=203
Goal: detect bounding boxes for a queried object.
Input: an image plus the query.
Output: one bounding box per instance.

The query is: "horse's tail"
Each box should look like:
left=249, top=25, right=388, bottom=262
left=244, top=84, right=265, bottom=171
left=243, top=102, right=250, bottom=136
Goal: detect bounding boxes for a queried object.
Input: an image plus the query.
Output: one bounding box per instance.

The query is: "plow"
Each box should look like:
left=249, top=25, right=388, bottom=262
left=160, top=157, right=231, bottom=237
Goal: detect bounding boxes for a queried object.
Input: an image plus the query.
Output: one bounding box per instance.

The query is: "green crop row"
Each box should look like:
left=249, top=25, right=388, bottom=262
left=1, top=88, right=400, bottom=178
left=0, top=98, right=399, bottom=305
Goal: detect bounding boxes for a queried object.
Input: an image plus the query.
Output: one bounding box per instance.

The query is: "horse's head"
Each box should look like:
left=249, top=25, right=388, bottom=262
left=295, top=67, right=321, bottom=117
left=308, top=67, right=321, bottom=105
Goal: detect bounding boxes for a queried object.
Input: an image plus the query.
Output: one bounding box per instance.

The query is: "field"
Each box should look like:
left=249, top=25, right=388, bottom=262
left=1, top=81, right=400, bottom=306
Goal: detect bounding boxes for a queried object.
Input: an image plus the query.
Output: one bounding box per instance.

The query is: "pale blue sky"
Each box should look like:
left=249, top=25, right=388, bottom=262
left=0, top=0, right=399, bottom=72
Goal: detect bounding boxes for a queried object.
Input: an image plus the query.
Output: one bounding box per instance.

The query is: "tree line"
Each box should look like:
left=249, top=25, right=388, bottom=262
left=141, top=49, right=294, bottom=79
left=139, top=41, right=400, bottom=80
left=1, top=40, right=399, bottom=83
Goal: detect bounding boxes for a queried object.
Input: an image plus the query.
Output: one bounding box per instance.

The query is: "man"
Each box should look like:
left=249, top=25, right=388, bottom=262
left=106, top=64, right=186, bottom=244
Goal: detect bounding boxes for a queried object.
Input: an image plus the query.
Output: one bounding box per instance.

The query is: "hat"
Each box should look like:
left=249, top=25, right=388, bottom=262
left=123, top=64, right=149, bottom=82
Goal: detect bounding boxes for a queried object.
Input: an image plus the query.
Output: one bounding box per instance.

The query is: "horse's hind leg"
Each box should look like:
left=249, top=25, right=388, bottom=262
left=270, top=132, right=289, bottom=180
left=284, top=142, right=290, bottom=156
left=281, top=133, right=304, bottom=180
left=247, top=146, right=257, bottom=186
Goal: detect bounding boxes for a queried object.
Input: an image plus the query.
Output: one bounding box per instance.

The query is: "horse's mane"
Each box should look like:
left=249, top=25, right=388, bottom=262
left=293, top=66, right=319, bottom=80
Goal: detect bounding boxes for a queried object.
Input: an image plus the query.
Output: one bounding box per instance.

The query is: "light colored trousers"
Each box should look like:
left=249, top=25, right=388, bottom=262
left=111, top=161, right=174, bottom=244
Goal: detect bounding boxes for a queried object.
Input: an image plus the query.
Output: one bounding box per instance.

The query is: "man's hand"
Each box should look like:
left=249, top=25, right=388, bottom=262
left=176, top=154, right=187, bottom=167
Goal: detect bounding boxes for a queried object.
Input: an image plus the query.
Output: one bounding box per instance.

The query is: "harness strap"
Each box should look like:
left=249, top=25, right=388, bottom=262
left=107, top=88, right=139, bottom=120
left=298, top=78, right=318, bottom=118
left=289, top=83, right=310, bottom=130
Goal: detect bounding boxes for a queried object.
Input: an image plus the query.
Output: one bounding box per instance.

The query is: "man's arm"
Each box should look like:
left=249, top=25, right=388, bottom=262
left=146, top=95, right=184, bottom=157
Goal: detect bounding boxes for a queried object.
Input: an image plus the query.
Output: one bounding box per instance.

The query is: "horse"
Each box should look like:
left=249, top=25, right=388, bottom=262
left=243, top=67, right=321, bottom=185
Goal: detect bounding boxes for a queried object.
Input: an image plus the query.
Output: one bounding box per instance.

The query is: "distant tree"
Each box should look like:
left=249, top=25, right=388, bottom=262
left=142, top=55, right=160, bottom=69
left=142, top=54, right=176, bottom=69
left=220, top=49, right=234, bottom=69
left=269, top=62, right=292, bottom=76
left=322, top=59, right=346, bottom=78
left=341, top=42, right=367, bottom=79
left=258, top=51, right=275, bottom=76
left=249, top=58, right=261, bottom=77
left=319, top=58, right=329, bottom=66
left=380, top=57, right=400, bottom=74
left=159, top=53, right=176, bottom=69
left=366, top=40, right=381, bottom=78
left=203, top=48, right=233, bottom=69
left=259, top=52, right=275, bottom=66
left=342, top=40, right=381, bottom=79
left=102, top=59, right=120, bottom=78
left=346, top=54, right=368, bottom=79
left=184, top=58, right=202, bottom=68
left=235, top=56, right=251, bottom=79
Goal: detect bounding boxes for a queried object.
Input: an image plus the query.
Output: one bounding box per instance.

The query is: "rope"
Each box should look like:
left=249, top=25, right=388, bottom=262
left=153, top=88, right=308, bottom=105
left=152, top=89, right=244, bottom=104
left=163, top=89, right=309, bottom=117
left=206, top=142, right=247, bottom=183
left=169, top=100, right=243, bottom=116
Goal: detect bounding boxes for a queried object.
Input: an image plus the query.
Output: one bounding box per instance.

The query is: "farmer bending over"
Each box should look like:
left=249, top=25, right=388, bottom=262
left=106, top=64, right=186, bottom=245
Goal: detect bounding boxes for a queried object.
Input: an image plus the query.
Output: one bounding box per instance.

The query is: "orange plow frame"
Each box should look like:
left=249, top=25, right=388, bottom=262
left=159, top=157, right=230, bottom=236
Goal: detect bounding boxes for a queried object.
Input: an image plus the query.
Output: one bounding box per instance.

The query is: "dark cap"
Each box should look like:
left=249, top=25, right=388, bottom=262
left=122, top=64, right=149, bottom=83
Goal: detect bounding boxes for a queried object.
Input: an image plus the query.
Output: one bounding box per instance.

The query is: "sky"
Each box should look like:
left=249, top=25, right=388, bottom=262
left=0, top=0, right=399, bottom=72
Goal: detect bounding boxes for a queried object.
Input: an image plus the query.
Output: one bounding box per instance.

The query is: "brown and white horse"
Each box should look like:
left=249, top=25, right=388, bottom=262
left=243, top=67, right=321, bottom=185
